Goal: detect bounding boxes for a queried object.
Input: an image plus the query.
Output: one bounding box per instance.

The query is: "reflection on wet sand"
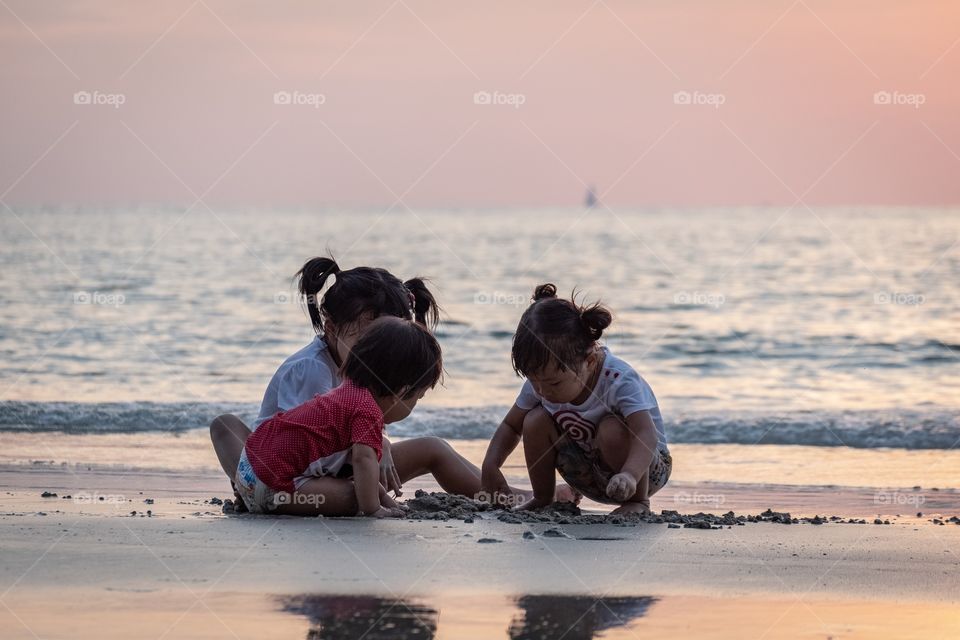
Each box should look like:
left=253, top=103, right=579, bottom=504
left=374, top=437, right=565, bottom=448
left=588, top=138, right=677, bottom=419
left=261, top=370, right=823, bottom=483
left=509, top=595, right=657, bottom=640
left=282, top=595, right=439, bottom=639
left=281, top=594, right=655, bottom=639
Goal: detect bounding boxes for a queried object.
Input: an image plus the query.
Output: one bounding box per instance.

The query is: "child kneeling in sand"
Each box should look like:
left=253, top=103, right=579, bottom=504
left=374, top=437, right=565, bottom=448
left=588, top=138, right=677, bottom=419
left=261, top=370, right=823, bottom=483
left=236, top=316, right=442, bottom=517
left=481, top=284, right=671, bottom=514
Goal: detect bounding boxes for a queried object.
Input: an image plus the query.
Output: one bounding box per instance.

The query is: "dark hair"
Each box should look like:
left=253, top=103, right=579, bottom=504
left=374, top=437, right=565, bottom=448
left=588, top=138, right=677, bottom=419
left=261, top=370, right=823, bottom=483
left=511, top=283, right=612, bottom=376
left=341, top=317, right=443, bottom=398
left=295, top=256, right=440, bottom=335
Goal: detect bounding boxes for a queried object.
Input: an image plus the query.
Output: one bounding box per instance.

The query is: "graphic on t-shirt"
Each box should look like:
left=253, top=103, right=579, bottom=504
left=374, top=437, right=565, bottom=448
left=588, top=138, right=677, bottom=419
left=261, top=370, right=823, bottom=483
left=553, top=410, right=597, bottom=450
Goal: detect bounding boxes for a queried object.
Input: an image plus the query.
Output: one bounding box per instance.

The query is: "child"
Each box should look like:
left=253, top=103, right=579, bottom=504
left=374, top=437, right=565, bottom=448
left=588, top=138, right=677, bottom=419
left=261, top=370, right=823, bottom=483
left=236, top=316, right=442, bottom=516
left=481, top=284, right=671, bottom=514
left=211, top=256, right=440, bottom=498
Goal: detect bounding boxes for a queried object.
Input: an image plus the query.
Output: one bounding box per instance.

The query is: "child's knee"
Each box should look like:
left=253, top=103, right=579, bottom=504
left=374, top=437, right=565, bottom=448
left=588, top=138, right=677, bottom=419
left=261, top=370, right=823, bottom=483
left=210, top=414, right=232, bottom=438
left=595, top=415, right=627, bottom=448
left=522, top=407, right=556, bottom=440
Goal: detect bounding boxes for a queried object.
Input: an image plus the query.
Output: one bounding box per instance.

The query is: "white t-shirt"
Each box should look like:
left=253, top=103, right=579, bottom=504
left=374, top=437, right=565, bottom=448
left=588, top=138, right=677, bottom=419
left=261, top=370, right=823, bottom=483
left=253, top=335, right=341, bottom=430
left=515, top=347, right=668, bottom=452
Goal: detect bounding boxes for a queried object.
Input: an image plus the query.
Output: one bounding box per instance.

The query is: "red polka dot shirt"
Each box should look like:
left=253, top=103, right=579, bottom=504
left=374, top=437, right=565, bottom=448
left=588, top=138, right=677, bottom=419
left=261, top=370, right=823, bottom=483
left=244, top=380, right=384, bottom=493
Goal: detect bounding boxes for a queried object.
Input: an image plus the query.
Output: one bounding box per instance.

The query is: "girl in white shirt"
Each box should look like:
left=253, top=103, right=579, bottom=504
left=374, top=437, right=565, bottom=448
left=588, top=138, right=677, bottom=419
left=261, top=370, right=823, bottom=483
left=481, top=284, right=672, bottom=514
left=211, top=257, right=509, bottom=506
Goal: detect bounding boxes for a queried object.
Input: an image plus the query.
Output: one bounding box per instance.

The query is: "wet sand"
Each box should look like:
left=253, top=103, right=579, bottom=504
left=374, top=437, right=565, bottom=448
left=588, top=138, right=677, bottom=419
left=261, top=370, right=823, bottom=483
left=2, top=474, right=960, bottom=639
left=2, top=440, right=959, bottom=639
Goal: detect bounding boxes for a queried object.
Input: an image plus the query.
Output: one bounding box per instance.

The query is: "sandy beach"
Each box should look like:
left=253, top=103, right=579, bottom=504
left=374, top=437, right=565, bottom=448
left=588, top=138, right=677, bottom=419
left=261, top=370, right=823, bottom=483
left=2, top=453, right=959, bottom=639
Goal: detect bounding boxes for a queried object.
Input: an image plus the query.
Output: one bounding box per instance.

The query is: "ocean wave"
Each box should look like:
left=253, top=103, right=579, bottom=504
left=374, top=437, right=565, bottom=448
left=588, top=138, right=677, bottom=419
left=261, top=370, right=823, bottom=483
left=0, top=401, right=958, bottom=450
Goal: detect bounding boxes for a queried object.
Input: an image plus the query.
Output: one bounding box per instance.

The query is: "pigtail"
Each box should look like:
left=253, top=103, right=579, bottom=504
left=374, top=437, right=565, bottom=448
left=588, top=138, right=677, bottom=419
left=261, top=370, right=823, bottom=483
left=295, top=257, right=340, bottom=333
left=579, top=303, right=612, bottom=340
left=404, top=277, right=441, bottom=329
left=532, top=283, right=557, bottom=302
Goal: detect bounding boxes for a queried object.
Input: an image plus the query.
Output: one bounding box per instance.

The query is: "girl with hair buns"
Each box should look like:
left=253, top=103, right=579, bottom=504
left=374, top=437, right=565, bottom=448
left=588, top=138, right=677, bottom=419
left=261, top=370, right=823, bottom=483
left=481, top=283, right=672, bottom=515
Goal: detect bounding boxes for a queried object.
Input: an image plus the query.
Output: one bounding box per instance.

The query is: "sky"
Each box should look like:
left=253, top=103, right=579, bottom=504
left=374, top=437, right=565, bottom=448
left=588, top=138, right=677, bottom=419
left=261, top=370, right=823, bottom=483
left=2, top=1, right=959, bottom=207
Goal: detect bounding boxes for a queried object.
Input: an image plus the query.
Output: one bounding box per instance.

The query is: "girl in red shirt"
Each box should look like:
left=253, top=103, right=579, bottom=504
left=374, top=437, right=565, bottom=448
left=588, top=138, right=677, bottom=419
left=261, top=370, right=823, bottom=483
left=236, top=316, right=442, bottom=517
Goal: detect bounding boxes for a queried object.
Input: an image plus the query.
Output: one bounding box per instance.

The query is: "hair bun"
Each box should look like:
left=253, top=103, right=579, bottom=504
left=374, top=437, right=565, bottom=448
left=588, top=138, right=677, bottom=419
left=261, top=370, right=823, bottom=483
left=579, top=304, right=612, bottom=339
left=532, top=283, right=558, bottom=302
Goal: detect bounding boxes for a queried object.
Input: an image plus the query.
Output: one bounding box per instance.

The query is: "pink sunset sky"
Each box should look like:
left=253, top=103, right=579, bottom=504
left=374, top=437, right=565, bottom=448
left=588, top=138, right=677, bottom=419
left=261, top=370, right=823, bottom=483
left=1, top=1, right=959, bottom=207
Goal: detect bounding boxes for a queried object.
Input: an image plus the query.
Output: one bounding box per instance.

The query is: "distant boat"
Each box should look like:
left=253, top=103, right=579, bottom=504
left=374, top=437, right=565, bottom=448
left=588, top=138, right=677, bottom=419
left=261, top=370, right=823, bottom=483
left=585, top=185, right=598, bottom=208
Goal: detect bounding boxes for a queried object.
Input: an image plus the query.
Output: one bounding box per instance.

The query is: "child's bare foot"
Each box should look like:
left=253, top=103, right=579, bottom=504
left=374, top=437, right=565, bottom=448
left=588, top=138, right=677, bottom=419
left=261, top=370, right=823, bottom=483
left=231, top=483, right=248, bottom=514
left=554, top=483, right=582, bottom=504
left=515, top=496, right=552, bottom=511
left=610, top=502, right=650, bottom=516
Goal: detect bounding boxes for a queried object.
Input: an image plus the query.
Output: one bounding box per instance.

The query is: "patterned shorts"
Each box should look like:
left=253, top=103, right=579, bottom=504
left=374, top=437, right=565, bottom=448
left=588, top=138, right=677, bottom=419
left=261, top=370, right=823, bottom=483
left=235, top=448, right=281, bottom=514
left=554, top=433, right=672, bottom=505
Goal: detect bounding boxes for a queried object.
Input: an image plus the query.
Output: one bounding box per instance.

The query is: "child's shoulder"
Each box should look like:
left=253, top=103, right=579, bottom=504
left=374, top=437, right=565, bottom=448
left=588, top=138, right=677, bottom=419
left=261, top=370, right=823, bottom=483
left=599, top=347, right=638, bottom=377
left=598, top=348, right=652, bottom=389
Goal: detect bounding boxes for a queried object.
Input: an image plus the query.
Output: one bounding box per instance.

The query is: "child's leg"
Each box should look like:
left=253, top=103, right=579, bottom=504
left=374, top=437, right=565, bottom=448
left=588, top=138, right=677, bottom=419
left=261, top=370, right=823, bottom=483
left=518, top=407, right=560, bottom=509
left=210, top=414, right=251, bottom=478
left=390, top=436, right=485, bottom=497
left=273, top=477, right=360, bottom=516
left=391, top=436, right=538, bottom=502
left=593, top=415, right=659, bottom=515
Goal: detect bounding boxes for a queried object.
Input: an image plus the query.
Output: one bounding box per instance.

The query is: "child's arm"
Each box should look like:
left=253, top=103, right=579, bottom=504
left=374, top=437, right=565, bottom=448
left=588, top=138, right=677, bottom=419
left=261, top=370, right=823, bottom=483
left=352, top=443, right=395, bottom=517
left=606, top=411, right=659, bottom=502
left=379, top=436, right=402, bottom=496
left=480, top=404, right=528, bottom=498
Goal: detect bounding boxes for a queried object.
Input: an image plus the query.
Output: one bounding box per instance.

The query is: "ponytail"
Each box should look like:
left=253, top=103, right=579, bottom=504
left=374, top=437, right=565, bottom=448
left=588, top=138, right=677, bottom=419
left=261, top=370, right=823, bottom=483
left=295, top=257, right=340, bottom=333
left=579, top=304, right=612, bottom=340
left=404, top=277, right=441, bottom=329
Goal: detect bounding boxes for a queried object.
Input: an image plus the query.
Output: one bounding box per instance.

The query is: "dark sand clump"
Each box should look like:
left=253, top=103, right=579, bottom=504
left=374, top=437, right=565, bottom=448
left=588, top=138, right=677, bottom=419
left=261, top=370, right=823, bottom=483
left=401, top=491, right=874, bottom=529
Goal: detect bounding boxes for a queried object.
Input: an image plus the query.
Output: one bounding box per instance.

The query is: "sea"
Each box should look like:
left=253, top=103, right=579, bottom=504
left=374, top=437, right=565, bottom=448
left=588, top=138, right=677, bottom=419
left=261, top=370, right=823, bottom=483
left=1, top=205, right=958, bottom=492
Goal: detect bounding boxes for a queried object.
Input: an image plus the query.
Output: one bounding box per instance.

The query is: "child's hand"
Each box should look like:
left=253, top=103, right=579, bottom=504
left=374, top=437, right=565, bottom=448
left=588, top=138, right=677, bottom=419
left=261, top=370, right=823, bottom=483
left=605, top=472, right=638, bottom=502
left=379, top=438, right=403, bottom=497
left=480, top=465, right=510, bottom=503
